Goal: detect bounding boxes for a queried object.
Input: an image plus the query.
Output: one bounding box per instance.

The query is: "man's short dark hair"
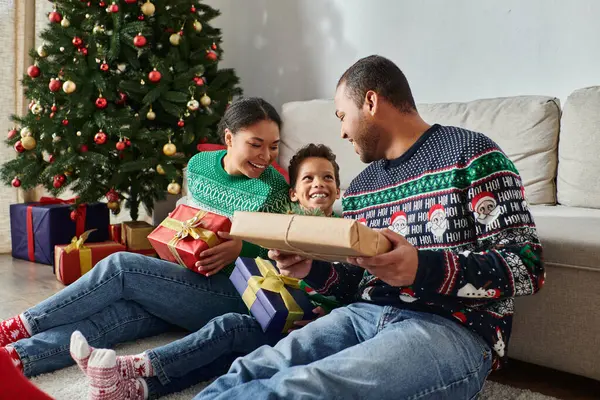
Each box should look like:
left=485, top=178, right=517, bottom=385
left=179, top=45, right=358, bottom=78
left=337, top=55, right=416, bottom=113
left=288, top=144, right=341, bottom=189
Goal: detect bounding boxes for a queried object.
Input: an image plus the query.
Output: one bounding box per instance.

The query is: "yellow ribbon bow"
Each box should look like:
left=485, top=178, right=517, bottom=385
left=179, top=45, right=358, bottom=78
left=64, top=229, right=97, bottom=275
left=160, top=210, right=220, bottom=267
left=242, top=258, right=305, bottom=333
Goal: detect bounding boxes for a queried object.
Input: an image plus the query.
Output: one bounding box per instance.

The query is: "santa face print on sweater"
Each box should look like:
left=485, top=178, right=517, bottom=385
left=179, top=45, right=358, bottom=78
left=426, top=204, right=449, bottom=242
left=389, top=211, right=409, bottom=236
left=472, top=191, right=502, bottom=226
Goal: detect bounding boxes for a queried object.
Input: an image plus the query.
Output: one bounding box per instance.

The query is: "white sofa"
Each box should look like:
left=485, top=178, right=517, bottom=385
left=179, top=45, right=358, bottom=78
left=278, top=87, right=600, bottom=382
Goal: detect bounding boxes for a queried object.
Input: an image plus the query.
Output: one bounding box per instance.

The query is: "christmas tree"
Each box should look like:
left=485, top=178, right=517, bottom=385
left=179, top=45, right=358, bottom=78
left=1, top=0, right=241, bottom=220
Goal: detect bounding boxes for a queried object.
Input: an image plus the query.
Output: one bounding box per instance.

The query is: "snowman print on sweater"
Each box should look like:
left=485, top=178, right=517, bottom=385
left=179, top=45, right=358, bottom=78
left=457, top=282, right=502, bottom=299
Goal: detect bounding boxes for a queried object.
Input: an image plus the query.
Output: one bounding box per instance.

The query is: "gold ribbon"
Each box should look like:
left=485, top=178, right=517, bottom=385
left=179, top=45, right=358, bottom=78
left=159, top=211, right=220, bottom=267
left=242, top=258, right=305, bottom=333
left=64, top=229, right=96, bottom=276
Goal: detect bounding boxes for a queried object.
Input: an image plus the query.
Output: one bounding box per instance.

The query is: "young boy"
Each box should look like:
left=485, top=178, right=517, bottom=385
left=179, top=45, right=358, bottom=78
left=70, top=144, right=343, bottom=400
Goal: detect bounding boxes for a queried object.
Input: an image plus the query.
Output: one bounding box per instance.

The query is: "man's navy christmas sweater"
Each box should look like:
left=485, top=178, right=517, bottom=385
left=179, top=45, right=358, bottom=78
left=304, top=124, right=545, bottom=369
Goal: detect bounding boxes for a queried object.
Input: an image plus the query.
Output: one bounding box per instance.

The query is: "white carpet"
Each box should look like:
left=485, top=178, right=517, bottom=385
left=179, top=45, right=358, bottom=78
left=31, top=334, right=560, bottom=400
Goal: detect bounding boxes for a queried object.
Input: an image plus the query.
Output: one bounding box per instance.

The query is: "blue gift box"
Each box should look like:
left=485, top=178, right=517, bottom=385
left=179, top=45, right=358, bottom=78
left=230, top=257, right=315, bottom=334
left=10, top=201, right=109, bottom=265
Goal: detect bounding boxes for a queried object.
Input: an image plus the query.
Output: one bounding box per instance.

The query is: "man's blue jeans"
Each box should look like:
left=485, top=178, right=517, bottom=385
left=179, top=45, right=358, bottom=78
left=197, top=303, right=493, bottom=400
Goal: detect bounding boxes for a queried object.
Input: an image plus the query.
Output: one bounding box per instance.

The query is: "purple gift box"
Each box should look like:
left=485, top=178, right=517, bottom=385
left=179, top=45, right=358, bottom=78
left=10, top=200, right=109, bottom=265
left=230, top=257, right=315, bottom=334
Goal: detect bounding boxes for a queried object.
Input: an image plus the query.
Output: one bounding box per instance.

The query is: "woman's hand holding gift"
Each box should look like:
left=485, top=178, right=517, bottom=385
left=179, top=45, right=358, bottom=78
left=195, top=232, right=243, bottom=276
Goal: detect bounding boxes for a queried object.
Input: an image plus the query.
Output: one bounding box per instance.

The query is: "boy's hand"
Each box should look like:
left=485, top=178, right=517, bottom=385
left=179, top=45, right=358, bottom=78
left=287, top=306, right=327, bottom=333
left=196, top=232, right=242, bottom=276
left=268, top=249, right=313, bottom=279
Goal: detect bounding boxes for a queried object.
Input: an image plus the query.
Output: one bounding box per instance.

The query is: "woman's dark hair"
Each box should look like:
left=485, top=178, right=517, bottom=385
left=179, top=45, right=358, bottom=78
left=218, top=97, right=282, bottom=142
left=288, top=143, right=341, bottom=188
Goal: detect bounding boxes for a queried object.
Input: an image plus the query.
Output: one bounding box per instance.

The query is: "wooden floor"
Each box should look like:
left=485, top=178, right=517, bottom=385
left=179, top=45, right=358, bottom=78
left=1, top=256, right=599, bottom=399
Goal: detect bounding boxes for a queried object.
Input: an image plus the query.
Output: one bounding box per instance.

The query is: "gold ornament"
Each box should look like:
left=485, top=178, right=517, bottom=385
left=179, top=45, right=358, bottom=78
left=64, top=168, right=73, bottom=176
left=93, top=25, right=105, bottom=34
left=141, top=0, right=156, bottom=16
left=146, top=109, right=156, bottom=120
left=200, top=94, right=211, bottom=107
left=187, top=99, right=200, bottom=111
left=61, top=17, right=70, bottom=28
left=169, top=33, right=181, bottom=46
left=167, top=182, right=181, bottom=195
left=37, top=45, right=48, bottom=57
left=163, top=142, right=177, bottom=156
left=193, top=20, right=202, bottom=32
left=156, top=164, right=165, bottom=175
left=63, top=80, right=76, bottom=94
left=20, top=127, right=32, bottom=138
left=107, top=201, right=120, bottom=210
left=21, top=136, right=37, bottom=150
left=31, top=103, right=43, bottom=115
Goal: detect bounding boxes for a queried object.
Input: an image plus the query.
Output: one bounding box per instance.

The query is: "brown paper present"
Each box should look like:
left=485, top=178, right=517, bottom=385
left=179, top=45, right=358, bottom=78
left=121, top=221, right=154, bottom=250
left=230, top=212, right=392, bottom=263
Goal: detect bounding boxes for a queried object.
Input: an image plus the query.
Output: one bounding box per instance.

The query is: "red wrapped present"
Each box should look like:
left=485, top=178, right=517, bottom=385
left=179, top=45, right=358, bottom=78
left=147, top=204, right=231, bottom=271
left=109, top=224, right=122, bottom=244
left=54, top=230, right=125, bottom=285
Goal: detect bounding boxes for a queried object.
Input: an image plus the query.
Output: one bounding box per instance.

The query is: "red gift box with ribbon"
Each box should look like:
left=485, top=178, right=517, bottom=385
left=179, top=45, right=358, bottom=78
left=54, top=230, right=126, bottom=285
left=147, top=204, right=231, bottom=271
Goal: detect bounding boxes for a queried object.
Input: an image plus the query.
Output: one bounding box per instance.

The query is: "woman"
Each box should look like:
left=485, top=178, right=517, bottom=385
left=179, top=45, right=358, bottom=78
left=0, top=98, right=289, bottom=390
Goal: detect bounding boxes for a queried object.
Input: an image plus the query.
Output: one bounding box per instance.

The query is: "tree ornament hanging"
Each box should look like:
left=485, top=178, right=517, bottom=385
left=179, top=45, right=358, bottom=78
left=146, top=108, right=156, bottom=120
left=14, top=141, right=25, bottom=153
left=116, top=92, right=127, bottom=105
left=124, top=0, right=137, bottom=3
left=133, top=33, right=147, bottom=47
left=163, top=142, right=176, bottom=156
left=53, top=174, right=66, bottom=188
left=109, top=2, right=119, bottom=13
left=167, top=181, right=181, bottom=195
left=95, top=95, right=108, bottom=109
left=107, top=201, right=120, bottom=210
left=76, top=131, right=82, bottom=136
left=99, top=1, right=107, bottom=7
left=100, top=61, right=109, bottom=72
left=93, top=25, right=105, bottom=34
left=48, top=154, right=55, bottom=163
left=49, top=11, right=62, bottom=23
left=20, top=127, right=32, bottom=138
left=7, top=128, right=17, bottom=139
left=80, top=144, right=89, bottom=152
left=61, top=17, right=71, bottom=28
left=11, top=177, right=21, bottom=188
left=187, top=99, right=200, bottom=111
left=116, top=139, right=126, bottom=151
left=94, top=130, right=107, bottom=144
left=169, top=33, right=181, bottom=46
left=190, top=5, right=196, bottom=13
left=141, top=0, right=156, bottom=16
left=27, top=65, right=41, bottom=78
left=177, top=118, right=185, bottom=127
left=193, top=20, right=202, bottom=32
left=49, top=78, right=61, bottom=92
left=51, top=104, right=58, bottom=112
left=148, top=68, right=161, bottom=83
left=62, top=119, right=69, bottom=126
left=72, top=37, right=83, bottom=48
left=63, top=80, right=77, bottom=94
left=156, top=164, right=165, bottom=175
left=37, top=45, right=48, bottom=57
left=206, top=50, right=218, bottom=61
left=211, top=42, right=217, bottom=50
left=106, top=189, right=119, bottom=202
left=21, top=136, right=36, bottom=150
left=70, top=210, right=79, bottom=221
left=200, top=94, right=212, bottom=107
left=193, top=76, right=205, bottom=86
left=31, top=102, right=44, bottom=115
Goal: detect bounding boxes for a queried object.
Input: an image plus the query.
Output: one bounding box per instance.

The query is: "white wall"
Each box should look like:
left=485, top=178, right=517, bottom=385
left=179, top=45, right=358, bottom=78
left=206, top=0, right=600, bottom=110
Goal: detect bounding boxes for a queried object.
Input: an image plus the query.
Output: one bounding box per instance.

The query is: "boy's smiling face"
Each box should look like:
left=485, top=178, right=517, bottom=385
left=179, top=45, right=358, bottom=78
left=290, top=157, right=340, bottom=216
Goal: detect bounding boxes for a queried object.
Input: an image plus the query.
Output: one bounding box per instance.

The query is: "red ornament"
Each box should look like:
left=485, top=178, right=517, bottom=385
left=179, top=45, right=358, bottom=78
left=109, top=3, right=119, bottom=12
left=100, top=62, right=109, bottom=72
left=57, top=174, right=66, bottom=183
left=211, top=42, right=217, bottom=50
left=106, top=189, right=119, bottom=202
left=14, top=141, right=25, bottom=153
left=48, top=154, right=55, bottom=163
left=27, top=65, right=41, bottom=78
left=11, top=177, right=21, bottom=188
left=49, top=11, right=62, bottom=23
left=200, top=137, right=208, bottom=144
left=138, top=15, right=144, bottom=20
left=99, top=1, right=106, bottom=6
left=62, top=119, right=69, bottom=126
left=206, top=50, right=218, bottom=61
left=125, top=139, right=131, bottom=147
left=177, top=119, right=185, bottom=128
left=51, top=104, right=58, bottom=112
left=148, top=69, right=161, bottom=83
left=133, top=34, right=147, bottom=47
left=7, top=129, right=17, bottom=139
left=49, top=78, right=61, bottom=92
left=94, top=131, right=107, bottom=144
left=125, top=0, right=136, bottom=3
left=72, top=37, right=83, bottom=47
left=194, top=76, right=205, bottom=86
left=95, top=97, right=108, bottom=109
left=81, top=47, right=89, bottom=56
left=116, top=141, right=126, bottom=151
left=80, top=144, right=89, bottom=152
left=70, top=210, right=79, bottom=221
left=191, top=5, right=196, bottom=12
left=115, top=92, right=127, bottom=105
left=50, top=112, right=55, bottom=119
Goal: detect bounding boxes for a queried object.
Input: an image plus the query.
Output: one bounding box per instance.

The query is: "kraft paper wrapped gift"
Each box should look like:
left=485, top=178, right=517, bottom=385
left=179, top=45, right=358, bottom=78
left=229, top=212, right=392, bottom=262
left=121, top=221, right=154, bottom=250
left=147, top=204, right=231, bottom=271
left=230, top=257, right=315, bottom=333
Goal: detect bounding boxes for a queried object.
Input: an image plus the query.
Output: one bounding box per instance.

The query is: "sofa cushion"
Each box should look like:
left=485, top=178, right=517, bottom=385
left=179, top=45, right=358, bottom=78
left=557, top=86, right=600, bottom=209
left=529, top=205, right=600, bottom=271
left=280, top=97, right=560, bottom=205
left=417, top=97, right=560, bottom=205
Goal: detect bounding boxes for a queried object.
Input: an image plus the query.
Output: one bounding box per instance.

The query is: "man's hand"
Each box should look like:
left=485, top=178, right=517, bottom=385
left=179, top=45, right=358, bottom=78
left=195, top=232, right=243, bottom=277
left=287, top=306, right=327, bottom=333
left=347, top=229, right=419, bottom=287
left=268, top=250, right=313, bottom=279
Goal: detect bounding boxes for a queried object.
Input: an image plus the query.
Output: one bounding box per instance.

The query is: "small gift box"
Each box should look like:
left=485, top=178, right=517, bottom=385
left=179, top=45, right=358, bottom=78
left=109, top=224, right=122, bottom=244
left=230, top=257, right=316, bottom=334
left=54, top=230, right=126, bottom=285
left=121, top=221, right=154, bottom=250
left=10, top=198, right=109, bottom=265
left=147, top=204, right=231, bottom=270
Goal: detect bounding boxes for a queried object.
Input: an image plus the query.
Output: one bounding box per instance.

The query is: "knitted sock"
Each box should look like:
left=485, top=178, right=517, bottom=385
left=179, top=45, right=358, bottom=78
left=0, top=346, right=52, bottom=400
left=87, top=349, right=147, bottom=400
left=116, top=352, right=154, bottom=379
left=0, top=315, right=32, bottom=346
left=70, top=330, right=93, bottom=374
left=4, top=345, right=23, bottom=373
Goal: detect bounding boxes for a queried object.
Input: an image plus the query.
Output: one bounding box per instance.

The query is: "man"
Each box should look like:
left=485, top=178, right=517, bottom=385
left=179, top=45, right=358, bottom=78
left=196, top=55, right=545, bottom=399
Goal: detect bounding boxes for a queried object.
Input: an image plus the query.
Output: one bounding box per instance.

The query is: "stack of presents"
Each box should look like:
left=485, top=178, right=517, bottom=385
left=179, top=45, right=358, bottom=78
left=9, top=199, right=390, bottom=334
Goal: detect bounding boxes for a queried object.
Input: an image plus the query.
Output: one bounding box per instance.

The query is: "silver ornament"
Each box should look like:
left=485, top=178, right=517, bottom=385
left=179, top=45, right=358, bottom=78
left=31, top=103, right=44, bottom=115
left=187, top=99, right=200, bottom=111
left=60, top=47, right=65, bottom=52
left=76, top=131, right=82, bottom=136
